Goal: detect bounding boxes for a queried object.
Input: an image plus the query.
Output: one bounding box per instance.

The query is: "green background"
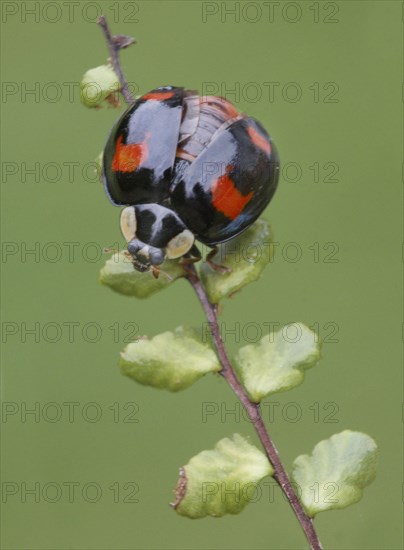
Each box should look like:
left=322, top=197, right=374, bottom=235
left=1, top=1, right=402, bottom=548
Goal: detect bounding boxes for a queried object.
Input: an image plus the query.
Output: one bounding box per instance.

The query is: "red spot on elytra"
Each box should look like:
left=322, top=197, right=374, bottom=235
left=211, top=166, right=253, bottom=220
left=247, top=126, right=271, bottom=155
left=112, top=135, right=149, bottom=173
left=142, top=91, right=175, bottom=101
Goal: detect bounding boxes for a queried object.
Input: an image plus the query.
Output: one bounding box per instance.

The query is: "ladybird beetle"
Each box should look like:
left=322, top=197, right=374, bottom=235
left=102, top=85, right=280, bottom=277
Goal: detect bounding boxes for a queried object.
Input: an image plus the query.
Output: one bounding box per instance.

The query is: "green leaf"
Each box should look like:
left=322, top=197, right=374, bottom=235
left=172, top=434, right=273, bottom=518
left=100, top=251, right=185, bottom=299
left=199, top=219, right=274, bottom=304
left=80, top=64, right=120, bottom=108
left=120, top=326, right=220, bottom=392
left=292, top=430, right=378, bottom=517
left=234, top=323, right=320, bottom=402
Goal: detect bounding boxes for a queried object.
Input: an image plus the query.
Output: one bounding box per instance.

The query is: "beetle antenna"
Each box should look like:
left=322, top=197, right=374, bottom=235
left=103, top=247, right=131, bottom=258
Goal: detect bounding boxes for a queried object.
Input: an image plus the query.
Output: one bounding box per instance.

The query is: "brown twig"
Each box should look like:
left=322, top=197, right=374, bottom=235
left=185, top=265, right=322, bottom=550
left=97, top=15, right=135, bottom=104
left=96, top=15, right=323, bottom=550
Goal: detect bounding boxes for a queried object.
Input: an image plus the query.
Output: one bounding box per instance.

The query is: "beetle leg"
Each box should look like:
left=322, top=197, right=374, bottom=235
left=179, top=244, right=202, bottom=275
left=206, top=246, right=232, bottom=274
left=103, top=246, right=132, bottom=259
left=150, top=266, right=173, bottom=281
left=180, top=244, right=202, bottom=265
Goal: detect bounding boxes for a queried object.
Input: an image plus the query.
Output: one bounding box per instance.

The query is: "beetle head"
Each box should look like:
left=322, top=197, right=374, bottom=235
left=127, top=238, right=166, bottom=273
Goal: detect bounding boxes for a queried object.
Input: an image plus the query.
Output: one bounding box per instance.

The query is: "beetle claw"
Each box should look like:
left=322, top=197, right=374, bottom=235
left=205, top=246, right=231, bottom=274
left=207, top=259, right=232, bottom=274
left=151, top=266, right=173, bottom=281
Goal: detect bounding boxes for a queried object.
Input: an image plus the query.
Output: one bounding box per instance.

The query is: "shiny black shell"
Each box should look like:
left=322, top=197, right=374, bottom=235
left=102, top=86, right=280, bottom=246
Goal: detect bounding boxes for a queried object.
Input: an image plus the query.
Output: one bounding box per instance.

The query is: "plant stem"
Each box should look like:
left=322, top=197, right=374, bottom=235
left=185, top=266, right=323, bottom=550
left=97, top=15, right=135, bottom=104
left=96, top=15, right=323, bottom=550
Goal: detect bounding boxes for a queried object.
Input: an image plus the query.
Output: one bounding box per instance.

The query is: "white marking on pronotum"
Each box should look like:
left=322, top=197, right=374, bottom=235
left=165, top=229, right=194, bottom=259
left=120, top=207, right=137, bottom=242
